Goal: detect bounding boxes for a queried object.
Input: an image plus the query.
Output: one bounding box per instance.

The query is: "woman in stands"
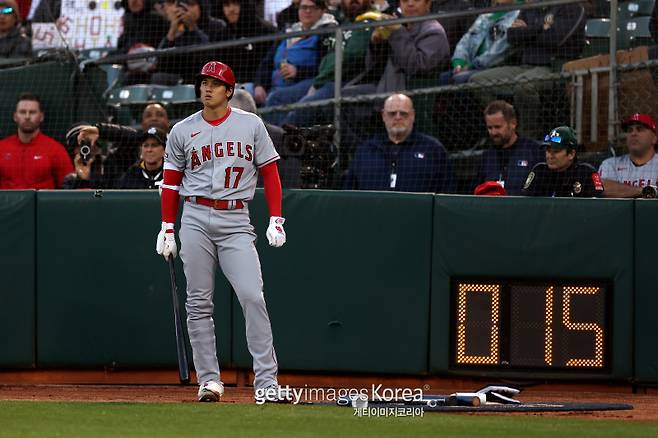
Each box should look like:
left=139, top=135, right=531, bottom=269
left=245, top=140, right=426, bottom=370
left=252, top=0, right=337, bottom=125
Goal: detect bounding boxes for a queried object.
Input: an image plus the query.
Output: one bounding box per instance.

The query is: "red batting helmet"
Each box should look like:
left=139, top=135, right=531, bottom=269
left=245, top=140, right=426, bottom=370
left=195, top=61, right=236, bottom=99
left=622, top=113, right=657, bottom=133
left=474, top=181, right=507, bottom=196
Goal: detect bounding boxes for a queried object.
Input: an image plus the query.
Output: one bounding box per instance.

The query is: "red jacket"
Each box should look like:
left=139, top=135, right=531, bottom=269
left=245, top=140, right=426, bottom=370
left=0, top=132, right=74, bottom=189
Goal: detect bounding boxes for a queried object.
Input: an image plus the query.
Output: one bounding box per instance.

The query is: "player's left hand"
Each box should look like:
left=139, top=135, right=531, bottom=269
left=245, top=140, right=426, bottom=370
left=266, top=216, right=286, bottom=247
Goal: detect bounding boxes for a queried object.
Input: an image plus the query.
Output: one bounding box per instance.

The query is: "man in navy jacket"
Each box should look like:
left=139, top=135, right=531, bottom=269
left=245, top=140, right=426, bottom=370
left=476, top=100, right=542, bottom=195
left=344, top=94, right=454, bottom=193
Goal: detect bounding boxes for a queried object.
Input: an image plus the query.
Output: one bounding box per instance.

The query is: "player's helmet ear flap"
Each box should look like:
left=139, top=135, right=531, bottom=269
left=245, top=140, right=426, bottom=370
left=195, top=61, right=236, bottom=99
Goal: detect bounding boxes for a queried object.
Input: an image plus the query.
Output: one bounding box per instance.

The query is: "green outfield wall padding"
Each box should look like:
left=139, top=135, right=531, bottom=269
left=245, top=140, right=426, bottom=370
left=0, top=191, right=36, bottom=367
left=634, top=200, right=658, bottom=383
left=230, top=190, right=434, bottom=374
left=35, top=191, right=232, bottom=368
left=0, top=61, right=77, bottom=145
left=430, top=196, right=634, bottom=380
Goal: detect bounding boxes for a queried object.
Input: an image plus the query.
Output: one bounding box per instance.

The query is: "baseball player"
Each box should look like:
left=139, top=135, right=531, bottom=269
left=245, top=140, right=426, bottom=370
left=155, top=61, right=287, bottom=403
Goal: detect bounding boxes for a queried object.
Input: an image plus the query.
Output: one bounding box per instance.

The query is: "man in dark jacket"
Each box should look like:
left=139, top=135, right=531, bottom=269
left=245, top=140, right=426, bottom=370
left=469, top=2, right=585, bottom=139
left=522, top=125, right=604, bottom=197
left=215, top=0, right=277, bottom=83
left=0, top=0, right=31, bottom=58
left=117, top=0, right=170, bottom=53
left=344, top=93, right=454, bottom=193
left=476, top=100, right=542, bottom=195
left=115, top=127, right=166, bottom=189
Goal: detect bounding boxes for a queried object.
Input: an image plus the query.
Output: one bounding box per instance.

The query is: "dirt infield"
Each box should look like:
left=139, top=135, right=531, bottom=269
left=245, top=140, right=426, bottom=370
left=1, top=384, right=657, bottom=421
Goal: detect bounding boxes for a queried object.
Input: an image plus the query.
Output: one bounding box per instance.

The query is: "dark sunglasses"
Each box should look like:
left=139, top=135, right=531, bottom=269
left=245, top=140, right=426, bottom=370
left=1, top=7, right=14, bottom=14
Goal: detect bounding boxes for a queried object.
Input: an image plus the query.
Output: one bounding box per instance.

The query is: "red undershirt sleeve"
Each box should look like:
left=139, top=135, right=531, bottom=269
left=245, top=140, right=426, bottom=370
left=260, top=162, right=282, bottom=217
left=161, top=169, right=184, bottom=225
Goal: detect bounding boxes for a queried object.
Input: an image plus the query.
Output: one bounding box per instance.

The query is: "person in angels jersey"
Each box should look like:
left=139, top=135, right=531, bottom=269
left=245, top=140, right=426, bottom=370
left=598, top=113, right=658, bottom=198
left=155, top=60, right=289, bottom=403
left=522, top=125, right=604, bottom=198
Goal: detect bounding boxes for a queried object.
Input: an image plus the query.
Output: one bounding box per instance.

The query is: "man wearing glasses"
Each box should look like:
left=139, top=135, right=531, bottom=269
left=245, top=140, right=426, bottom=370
left=343, top=93, right=454, bottom=193
left=522, top=126, right=604, bottom=197
left=0, top=0, right=32, bottom=58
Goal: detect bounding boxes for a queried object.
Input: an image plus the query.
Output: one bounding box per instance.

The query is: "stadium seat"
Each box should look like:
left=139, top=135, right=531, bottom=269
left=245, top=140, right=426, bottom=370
left=618, top=0, right=655, bottom=20
left=618, top=16, right=654, bottom=49
left=584, top=16, right=654, bottom=54
left=584, top=18, right=612, bottom=55
left=106, top=85, right=152, bottom=107
left=150, top=84, right=197, bottom=105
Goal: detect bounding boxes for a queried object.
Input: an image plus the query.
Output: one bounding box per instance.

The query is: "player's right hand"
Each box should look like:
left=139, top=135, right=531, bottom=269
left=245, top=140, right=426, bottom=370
left=156, top=222, right=178, bottom=260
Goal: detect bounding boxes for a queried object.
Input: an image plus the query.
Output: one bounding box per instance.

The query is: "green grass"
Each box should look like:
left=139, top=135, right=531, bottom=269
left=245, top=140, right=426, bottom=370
left=0, top=401, right=656, bottom=438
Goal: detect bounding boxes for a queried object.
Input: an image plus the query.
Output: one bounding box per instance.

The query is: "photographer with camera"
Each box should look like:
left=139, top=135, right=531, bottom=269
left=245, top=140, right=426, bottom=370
left=62, top=123, right=121, bottom=189
left=599, top=113, right=658, bottom=199
left=343, top=94, right=454, bottom=193
left=73, top=103, right=171, bottom=185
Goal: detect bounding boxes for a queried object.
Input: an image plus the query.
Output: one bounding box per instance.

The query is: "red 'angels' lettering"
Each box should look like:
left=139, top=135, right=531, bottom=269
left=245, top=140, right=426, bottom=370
left=190, top=142, right=254, bottom=170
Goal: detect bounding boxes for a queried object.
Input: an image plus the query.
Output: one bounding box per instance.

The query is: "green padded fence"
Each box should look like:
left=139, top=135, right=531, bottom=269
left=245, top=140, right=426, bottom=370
left=231, top=190, right=434, bottom=375
left=0, top=191, right=36, bottom=367
left=35, top=191, right=232, bottom=368
left=634, top=200, right=658, bottom=383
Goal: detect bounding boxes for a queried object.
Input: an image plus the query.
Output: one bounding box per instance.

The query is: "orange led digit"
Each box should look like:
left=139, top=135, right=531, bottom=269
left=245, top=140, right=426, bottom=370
left=545, top=286, right=554, bottom=366
left=456, top=283, right=500, bottom=365
left=563, top=286, right=605, bottom=368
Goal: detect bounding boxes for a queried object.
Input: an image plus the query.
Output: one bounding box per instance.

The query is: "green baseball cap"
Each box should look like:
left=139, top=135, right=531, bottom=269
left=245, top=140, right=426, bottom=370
left=542, top=126, right=578, bottom=149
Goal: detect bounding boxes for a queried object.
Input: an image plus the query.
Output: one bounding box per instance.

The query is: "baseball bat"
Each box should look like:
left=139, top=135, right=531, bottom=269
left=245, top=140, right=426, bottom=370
left=168, top=256, right=190, bottom=384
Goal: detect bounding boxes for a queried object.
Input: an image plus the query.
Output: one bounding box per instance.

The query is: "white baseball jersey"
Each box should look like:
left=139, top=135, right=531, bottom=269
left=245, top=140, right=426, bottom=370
left=164, top=107, right=279, bottom=200
left=598, top=153, right=658, bottom=187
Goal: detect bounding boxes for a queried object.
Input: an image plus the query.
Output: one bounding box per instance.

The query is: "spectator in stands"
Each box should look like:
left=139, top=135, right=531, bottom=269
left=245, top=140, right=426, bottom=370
left=343, top=93, right=454, bottom=192
left=117, top=0, right=170, bottom=54
left=599, top=113, right=658, bottom=198
left=116, top=0, right=170, bottom=84
left=253, top=0, right=337, bottom=124
left=441, top=0, right=520, bottom=85
left=215, top=0, right=277, bottom=84
left=469, top=2, right=585, bottom=139
left=73, top=103, right=171, bottom=185
left=0, top=0, right=32, bottom=58
left=0, top=92, right=72, bottom=189
left=154, top=0, right=210, bottom=84
left=115, top=127, right=166, bottom=189
left=276, top=0, right=301, bottom=30
left=432, top=0, right=477, bottom=55
left=367, top=0, right=449, bottom=93
left=282, top=0, right=377, bottom=127
left=522, top=125, right=604, bottom=197
left=476, top=100, right=542, bottom=196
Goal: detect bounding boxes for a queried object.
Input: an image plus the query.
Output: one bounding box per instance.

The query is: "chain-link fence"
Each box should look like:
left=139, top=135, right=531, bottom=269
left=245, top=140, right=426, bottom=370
left=0, top=0, right=657, bottom=196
